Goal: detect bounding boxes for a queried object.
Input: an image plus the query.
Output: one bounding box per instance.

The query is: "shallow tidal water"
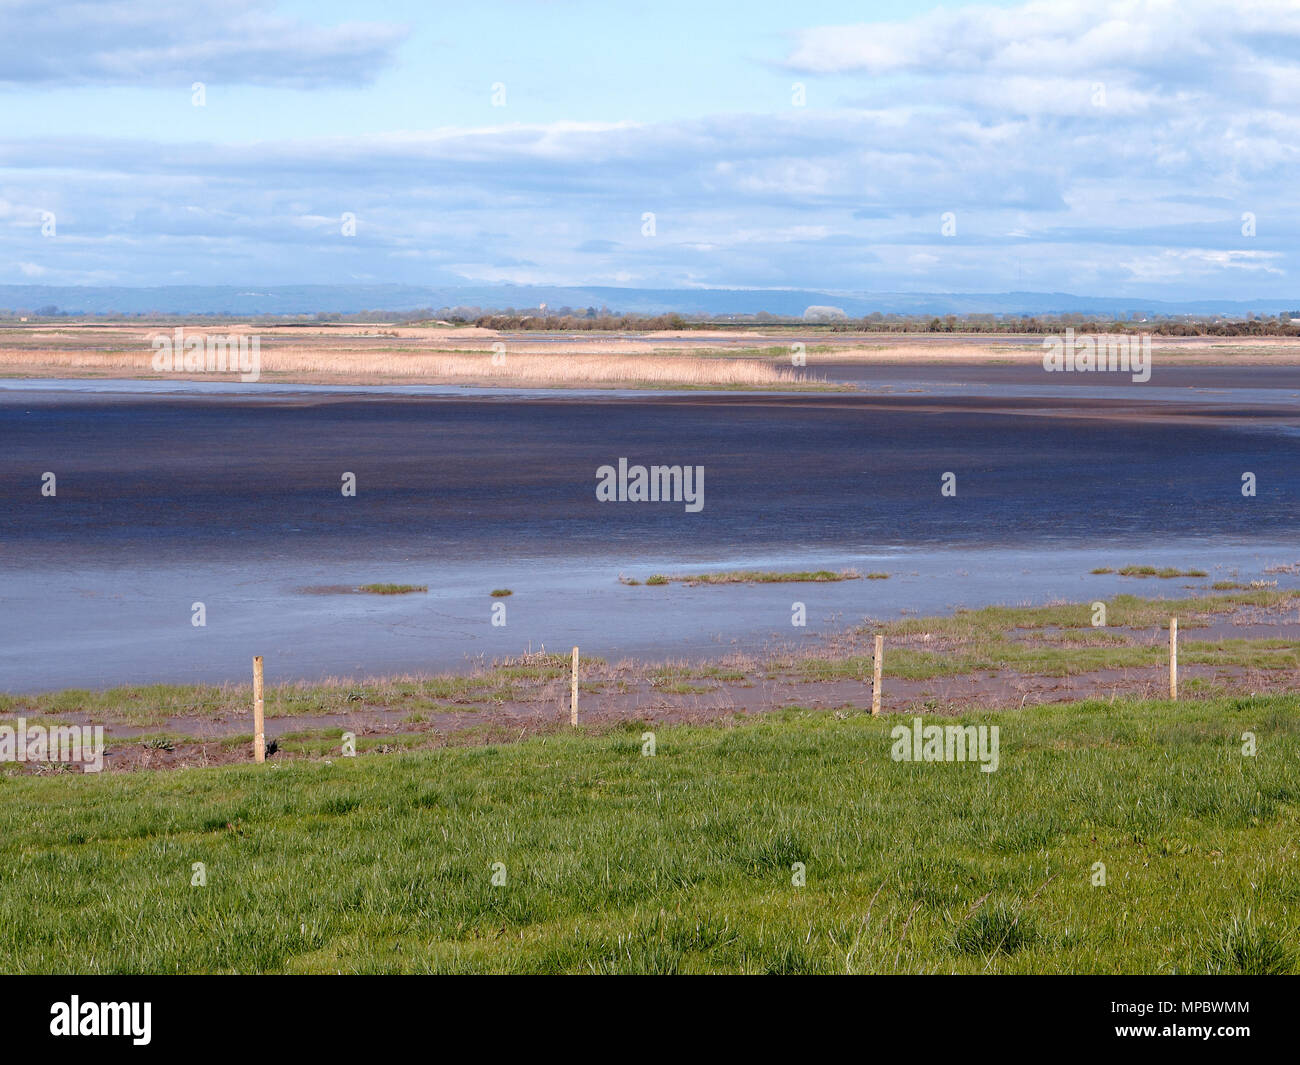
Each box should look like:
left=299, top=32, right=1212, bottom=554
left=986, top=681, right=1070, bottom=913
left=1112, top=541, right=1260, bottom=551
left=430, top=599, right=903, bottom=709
left=2, top=370, right=1297, bottom=691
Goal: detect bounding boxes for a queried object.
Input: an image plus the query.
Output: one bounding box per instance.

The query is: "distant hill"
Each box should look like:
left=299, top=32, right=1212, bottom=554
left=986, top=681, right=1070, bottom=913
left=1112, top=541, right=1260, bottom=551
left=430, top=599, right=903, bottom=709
left=0, top=283, right=1292, bottom=319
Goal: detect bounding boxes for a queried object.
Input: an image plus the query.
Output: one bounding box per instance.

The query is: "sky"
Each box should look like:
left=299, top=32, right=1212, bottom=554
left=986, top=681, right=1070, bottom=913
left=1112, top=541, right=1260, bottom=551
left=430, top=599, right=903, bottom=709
left=1, top=0, right=1297, bottom=300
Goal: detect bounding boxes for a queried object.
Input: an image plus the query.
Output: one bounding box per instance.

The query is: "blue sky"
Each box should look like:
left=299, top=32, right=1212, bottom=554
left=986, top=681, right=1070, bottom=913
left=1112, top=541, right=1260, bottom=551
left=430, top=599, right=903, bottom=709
left=2, top=0, right=1297, bottom=299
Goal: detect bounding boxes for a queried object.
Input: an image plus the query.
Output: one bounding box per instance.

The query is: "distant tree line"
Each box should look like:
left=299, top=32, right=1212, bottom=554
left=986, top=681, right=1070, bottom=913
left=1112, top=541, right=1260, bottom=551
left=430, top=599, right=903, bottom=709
left=3, top=306, right=1297, bottom=336
left=470, top=312, right=690, bottom=331
left=462, top=311, right=1300, bottom=336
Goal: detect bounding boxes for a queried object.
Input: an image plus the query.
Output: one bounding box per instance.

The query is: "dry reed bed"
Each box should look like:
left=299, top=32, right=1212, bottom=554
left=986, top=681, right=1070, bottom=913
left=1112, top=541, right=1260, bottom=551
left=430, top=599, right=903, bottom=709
left=0, top=345, right=814, bottom=387
left=259, top=350, right=811, bottom=385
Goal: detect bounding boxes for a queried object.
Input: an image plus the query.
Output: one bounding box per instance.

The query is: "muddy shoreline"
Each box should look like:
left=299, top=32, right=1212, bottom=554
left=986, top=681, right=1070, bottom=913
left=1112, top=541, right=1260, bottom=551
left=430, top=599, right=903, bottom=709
left=7, top=593, right=1297, bottom=773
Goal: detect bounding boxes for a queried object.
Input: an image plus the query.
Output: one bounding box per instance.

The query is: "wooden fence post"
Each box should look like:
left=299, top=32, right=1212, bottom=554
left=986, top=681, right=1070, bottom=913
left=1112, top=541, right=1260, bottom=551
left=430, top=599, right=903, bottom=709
left=570, top=646, right=579, bottom=726
left=872, top=634, right=883, bottom=716
left=253, top=655, right=266, bottom=762
left=1168, top=618, right=1178, bottom=701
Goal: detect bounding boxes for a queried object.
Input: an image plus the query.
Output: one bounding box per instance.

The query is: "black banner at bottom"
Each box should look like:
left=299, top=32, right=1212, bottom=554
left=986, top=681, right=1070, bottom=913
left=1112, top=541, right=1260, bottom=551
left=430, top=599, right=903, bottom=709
left=2, top=974, right=1290, bottom=1053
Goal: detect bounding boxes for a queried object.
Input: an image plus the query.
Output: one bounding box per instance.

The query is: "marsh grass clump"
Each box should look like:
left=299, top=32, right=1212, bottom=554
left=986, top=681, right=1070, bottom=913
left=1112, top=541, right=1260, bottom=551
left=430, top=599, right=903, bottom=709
left=895, top=854, right=980, bottom=906
left=490, top=589, right=513, bottom=597
left=1117, top=565, right=1207, bottom=579
left=637, top=569, right=861, bottom=587
left=591, top=936, right=683, bottom=975
left=760, top=942, right=835, bottom=975
left=357, top=583, right=427, bottom=595
left=953, top=903, right=1040, bottom=957
left=1205, top=914, right=1295, bottom=975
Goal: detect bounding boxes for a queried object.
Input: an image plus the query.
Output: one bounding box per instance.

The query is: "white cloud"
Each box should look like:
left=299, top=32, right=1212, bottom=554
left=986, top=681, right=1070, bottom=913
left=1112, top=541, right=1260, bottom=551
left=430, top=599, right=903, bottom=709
left=785, top=1, right=1290, bottom=83
left=0, top=0, right=407, bottom=87
left=1120, top=248, right=1286, bottom=281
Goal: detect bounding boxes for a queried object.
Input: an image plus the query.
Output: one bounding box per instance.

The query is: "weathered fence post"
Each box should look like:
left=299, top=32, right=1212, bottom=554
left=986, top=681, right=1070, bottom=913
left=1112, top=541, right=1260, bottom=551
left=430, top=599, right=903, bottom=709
left=570, top=646, right=579, bottom=726
left=872, top=634, right=883, bottom=716
left=1168, top=618, right=1178, bottom=701
left=253, top=655, right=266, bottom=762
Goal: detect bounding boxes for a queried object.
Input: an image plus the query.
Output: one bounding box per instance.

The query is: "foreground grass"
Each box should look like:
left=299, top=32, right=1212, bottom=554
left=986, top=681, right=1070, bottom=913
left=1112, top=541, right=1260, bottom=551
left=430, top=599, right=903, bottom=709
left=1, top=697, right=1296, bottom=974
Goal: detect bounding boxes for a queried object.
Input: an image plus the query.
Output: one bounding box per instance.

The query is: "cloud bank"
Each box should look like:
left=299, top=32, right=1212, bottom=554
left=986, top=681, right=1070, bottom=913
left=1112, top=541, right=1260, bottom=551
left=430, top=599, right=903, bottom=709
left=1, top=0, right=1295, bottom=300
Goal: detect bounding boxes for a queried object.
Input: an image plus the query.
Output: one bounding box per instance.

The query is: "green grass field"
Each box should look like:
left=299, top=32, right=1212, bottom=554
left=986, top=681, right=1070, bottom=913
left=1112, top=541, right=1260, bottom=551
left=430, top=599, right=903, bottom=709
left=2, top=695, right=1297, bottom=973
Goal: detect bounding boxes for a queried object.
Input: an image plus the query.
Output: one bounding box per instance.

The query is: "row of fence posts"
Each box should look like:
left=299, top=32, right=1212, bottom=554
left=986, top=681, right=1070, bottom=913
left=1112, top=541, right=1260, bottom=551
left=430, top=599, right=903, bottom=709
left=245, top=619, right=1182, bottom=759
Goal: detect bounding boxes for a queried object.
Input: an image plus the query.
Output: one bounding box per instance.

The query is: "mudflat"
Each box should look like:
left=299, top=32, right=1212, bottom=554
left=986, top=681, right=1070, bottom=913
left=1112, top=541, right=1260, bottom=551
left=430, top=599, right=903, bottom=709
left=1, top=364, right=1298, bottom=691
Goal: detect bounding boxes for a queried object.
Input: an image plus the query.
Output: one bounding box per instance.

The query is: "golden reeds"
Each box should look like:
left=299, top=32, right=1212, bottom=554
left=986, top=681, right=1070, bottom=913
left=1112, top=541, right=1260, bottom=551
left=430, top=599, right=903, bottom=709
left=0, top=343, right=812, bottom=387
